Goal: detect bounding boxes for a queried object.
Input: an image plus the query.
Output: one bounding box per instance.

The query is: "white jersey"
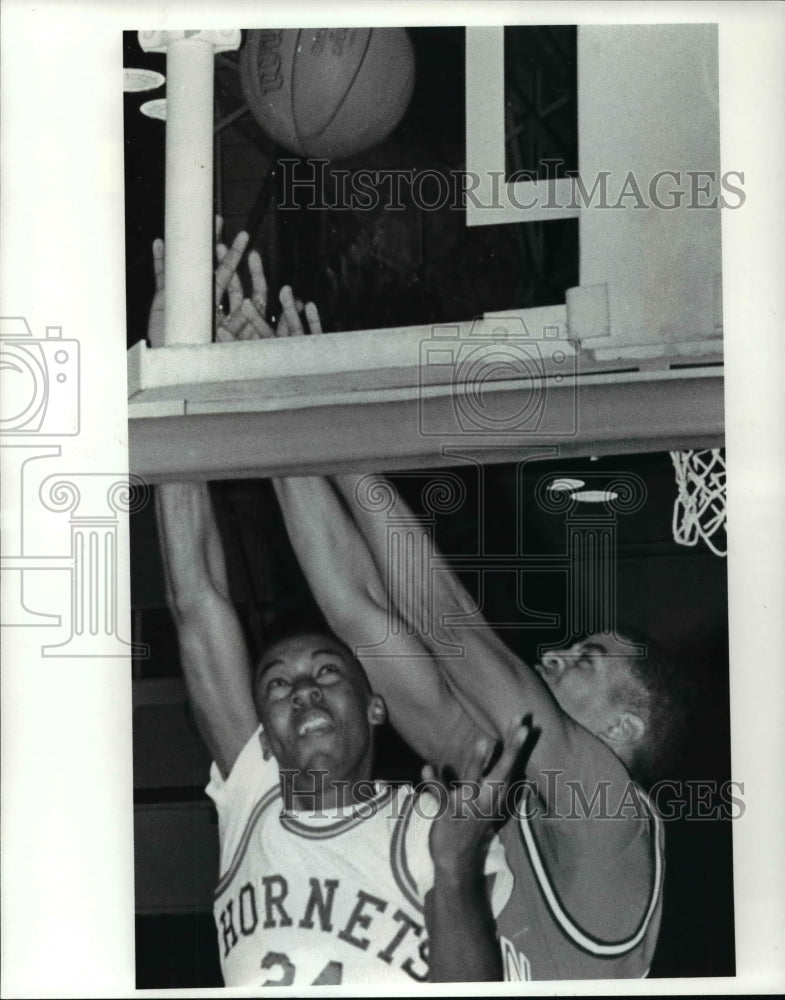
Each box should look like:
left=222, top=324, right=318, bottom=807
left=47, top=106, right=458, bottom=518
left=206, top=727, right=511, bottom=988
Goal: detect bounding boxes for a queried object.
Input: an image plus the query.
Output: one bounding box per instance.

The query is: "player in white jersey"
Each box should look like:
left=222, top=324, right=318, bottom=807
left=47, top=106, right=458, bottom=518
left=150, top=233, right=532, bottom=986
left=206, top=651, right=515, bottom=988
left=156, top=480, right=526, bottom=987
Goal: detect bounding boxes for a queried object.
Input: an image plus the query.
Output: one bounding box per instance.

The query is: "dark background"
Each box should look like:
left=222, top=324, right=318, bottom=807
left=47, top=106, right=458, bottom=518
left=125, top=26, right=733, bottom=987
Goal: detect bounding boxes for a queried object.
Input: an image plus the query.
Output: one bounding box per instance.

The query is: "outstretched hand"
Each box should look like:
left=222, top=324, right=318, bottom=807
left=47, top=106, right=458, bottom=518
left=147, top=216, right=323, bottom=346
left=424, top=718, right=530, bottom=877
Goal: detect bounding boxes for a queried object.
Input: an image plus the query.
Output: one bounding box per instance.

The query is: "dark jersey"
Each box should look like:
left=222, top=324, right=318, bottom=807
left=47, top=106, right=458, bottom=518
left=496, top=786, right=664, bottom=980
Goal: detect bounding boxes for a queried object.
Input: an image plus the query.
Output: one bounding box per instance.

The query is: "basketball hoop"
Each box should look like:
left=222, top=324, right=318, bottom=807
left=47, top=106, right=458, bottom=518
left=670, top=449, right=726, bottom=557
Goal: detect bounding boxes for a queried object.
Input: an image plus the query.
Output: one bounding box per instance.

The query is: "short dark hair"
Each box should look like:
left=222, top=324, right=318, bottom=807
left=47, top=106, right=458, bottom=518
left=612, top=625, right=694, bottom=788
left=255, top=611, right=370, bottom=692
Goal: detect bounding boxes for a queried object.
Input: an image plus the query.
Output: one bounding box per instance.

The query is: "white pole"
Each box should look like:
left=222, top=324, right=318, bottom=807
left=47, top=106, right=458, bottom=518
left=164, top=36, right=214, bottom=346
left=138, top=30, right=241, bottom=346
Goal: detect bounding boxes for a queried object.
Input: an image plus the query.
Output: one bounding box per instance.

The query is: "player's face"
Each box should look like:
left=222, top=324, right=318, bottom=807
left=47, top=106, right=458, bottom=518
left=253, top=633, right=383, bottom=782
left=534, top=636, right=637, bottom=737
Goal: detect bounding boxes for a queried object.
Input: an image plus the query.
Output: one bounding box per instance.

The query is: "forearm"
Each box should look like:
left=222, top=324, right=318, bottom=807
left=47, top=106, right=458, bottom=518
left=333, top=473, right=492, bottom=629
left=333, top=475, right=630, bottom=801
left=272, top=476, right=388, bottom=624
left=156, top=482, right=256, bottom=775
left=333, top=475, right=556, bottom=735
left=426, top=864, right=501, bottom=983
left=273, top=475, right=459, bottom=762
left=334, top=477, right=646, bottom=874
left=332, top=474, right=428, bottom=627
left=157, top=482, right=227, bottom=607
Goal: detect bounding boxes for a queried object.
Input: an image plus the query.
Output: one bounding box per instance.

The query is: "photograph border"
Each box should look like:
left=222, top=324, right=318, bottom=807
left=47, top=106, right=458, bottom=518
left=2, top=1, right=784, bottom=996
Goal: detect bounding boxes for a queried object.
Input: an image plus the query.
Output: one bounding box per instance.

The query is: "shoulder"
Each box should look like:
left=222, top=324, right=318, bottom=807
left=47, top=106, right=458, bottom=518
left=206, top=726, right=281, bottom=873
left=387, top=784, right=442, bottom=912
left=502, top=782, right=664, bottom=949
left=206, top=725, right=275, bottom=798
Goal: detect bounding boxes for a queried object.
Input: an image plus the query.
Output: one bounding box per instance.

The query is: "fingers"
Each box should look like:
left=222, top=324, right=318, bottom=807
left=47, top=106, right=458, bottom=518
left=277, top=288, right=324, bottom=338
left=215, top=230, right=249, bottom=300
left=215, top=307, right=250, bottom=341
left=279, top=285, right=304, bottom=337
left=485, top=719, right=530, bottom=785
left=304, top=301, right=323, bottom=334
left=247, top=249, right=268, bottom=316
left=421, top=763, right=437, bottom=784
left=241, top=297, right=275, bottom=338
left=216, top=300, right=275, bottom=342
left=207, top=236, right=321, bottom=343
left=503, top=715, right=532, bottom=752
left=464, top=737, right=492, bottom=786
left=214, top=214, right=224, bottom=242
left=152, top=238, right=165, bottom=291
left=227, top=265, right=244, bottom=316
left=216, top=242, right=245, bottom=316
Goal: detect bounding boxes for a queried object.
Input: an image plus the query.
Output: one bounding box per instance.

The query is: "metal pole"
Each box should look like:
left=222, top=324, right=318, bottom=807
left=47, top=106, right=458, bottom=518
left=138, top=30, right=241, bottom=346
left=164, top=37, right=214, bottom=345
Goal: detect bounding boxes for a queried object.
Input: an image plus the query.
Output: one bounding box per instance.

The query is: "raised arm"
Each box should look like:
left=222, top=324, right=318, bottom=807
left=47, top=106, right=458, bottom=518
left=156, top=482, right=258, bottom=777
left=332, top=473, right=658, bottom=940
left=271, top=475, right=481, bottom=767
left=425, top=720, right=529, bottom=982
left=331, top=478, right=571, bottom=755
left=332, top=475, right=642, bottom=803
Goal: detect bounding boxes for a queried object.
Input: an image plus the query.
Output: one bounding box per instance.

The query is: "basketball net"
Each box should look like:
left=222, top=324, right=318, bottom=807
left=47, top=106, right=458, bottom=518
left=669, top=449, right=727, bottom=557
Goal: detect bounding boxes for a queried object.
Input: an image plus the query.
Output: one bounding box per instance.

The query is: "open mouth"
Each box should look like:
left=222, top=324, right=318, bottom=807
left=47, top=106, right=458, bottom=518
left=296, top=710, right=334, bottom=738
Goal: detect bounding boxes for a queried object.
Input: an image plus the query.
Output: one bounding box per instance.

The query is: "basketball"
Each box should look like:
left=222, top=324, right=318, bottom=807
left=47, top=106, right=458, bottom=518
left=240, top=28, right=415, bottom=160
